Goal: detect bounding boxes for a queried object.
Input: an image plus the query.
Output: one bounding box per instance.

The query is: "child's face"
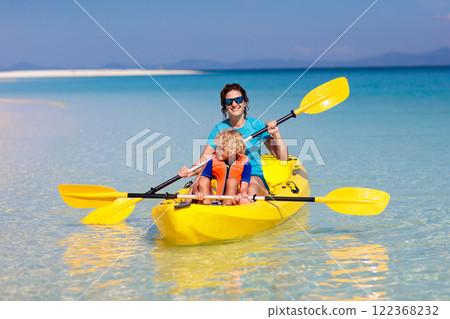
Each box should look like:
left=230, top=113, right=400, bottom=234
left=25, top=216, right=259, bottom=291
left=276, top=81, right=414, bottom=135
left=216, top=146, right=229, bottom=161
left=216, top=145, right=237, bottom=162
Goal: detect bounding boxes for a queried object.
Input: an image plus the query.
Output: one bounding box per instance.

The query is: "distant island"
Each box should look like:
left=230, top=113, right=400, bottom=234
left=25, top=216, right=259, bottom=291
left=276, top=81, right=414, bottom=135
left=163, top=48, right=450, bottom=70
left=1, top=48, right=449, bottom=72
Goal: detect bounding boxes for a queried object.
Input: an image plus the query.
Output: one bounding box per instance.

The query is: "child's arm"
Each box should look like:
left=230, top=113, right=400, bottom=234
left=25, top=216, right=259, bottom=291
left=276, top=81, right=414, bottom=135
left=236, top=161, right=252, bottom=204
left=239, top=181, right=249, bottom=195
left=235, top=181, right=252, bottom=204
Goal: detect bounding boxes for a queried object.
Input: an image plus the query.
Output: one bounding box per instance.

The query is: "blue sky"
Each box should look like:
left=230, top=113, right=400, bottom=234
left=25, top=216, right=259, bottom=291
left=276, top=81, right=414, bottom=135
left=1, top=0, right=449, bottom=69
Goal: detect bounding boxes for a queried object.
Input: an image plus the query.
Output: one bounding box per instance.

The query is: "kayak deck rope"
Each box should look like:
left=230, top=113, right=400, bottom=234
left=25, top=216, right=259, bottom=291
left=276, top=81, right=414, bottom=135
left=286, top=181, right=300, bottom=194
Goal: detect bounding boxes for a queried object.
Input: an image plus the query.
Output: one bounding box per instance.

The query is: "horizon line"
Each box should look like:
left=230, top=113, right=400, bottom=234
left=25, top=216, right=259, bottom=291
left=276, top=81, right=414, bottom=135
left=0, top=65, right=449, bottom=78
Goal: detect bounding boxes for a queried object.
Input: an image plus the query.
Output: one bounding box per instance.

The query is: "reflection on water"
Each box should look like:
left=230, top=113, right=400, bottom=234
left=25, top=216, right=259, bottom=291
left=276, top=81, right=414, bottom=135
left=58, top=223, right=144, bottom=296
left=0, top=98, right=66, bottom=108
left=57, top=206, right=389, bottom=301
left=150, top=205, right=390, bottom=300
left=306, top=237, right=390, bottom=301
left=0, top=110, right=12, bottom=129
left=150, top=207, right=311, bottom=300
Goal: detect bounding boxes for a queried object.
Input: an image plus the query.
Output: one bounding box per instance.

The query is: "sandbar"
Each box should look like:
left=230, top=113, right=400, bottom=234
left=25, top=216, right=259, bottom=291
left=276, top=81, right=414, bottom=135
left=0, top=69, right=204, bottom=79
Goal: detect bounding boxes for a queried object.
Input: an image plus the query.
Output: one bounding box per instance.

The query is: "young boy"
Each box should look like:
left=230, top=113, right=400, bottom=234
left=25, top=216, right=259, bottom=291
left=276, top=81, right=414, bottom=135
left=195, top=129, right=252, bottom=205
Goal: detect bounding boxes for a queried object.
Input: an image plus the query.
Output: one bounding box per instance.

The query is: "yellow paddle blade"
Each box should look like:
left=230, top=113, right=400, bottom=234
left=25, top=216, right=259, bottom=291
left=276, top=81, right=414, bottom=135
left=81, top=198, right=141, bottom=224
left=295, top=77, right=350, bottom=115
left=58, top=184, right=123, bottom=208
left=316, top=187, right=390, bottom=216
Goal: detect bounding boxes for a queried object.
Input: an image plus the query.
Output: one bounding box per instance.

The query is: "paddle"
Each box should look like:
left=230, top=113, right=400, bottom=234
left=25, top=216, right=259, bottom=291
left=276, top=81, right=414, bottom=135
left=67, top=77, right=350, bottom=224
left=58, top=185, right=389, bottom=216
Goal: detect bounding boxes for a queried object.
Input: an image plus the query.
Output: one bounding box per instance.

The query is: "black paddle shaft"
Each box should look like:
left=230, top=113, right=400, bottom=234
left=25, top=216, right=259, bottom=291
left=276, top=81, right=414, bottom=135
left=261, top=195, right=315, bottom=202
left=147, top=176, right=181, bottom=195
left=249, top=110, right=296, bottom=140
left=129, top=192, right=178, bottom=199
left=147, top=110, right=297, bottom=194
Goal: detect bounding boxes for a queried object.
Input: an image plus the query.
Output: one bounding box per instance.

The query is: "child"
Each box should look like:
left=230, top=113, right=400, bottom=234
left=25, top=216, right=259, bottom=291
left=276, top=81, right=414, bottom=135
left=195, top=129, right=252, bottom=205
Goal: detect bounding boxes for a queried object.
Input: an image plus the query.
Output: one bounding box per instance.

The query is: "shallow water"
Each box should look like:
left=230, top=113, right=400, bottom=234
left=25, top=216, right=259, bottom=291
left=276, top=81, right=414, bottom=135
left=0, top=67, right=449, bottom=300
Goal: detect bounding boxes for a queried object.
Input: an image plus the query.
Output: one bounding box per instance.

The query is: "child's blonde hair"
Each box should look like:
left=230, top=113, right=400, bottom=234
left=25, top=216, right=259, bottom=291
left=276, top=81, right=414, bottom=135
left=215, top=129, right=246, bottom=156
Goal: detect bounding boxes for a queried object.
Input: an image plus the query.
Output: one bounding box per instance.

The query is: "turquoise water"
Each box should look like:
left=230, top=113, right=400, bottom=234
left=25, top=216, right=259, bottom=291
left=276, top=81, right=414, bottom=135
left=0, top=67, right=449, bottom=300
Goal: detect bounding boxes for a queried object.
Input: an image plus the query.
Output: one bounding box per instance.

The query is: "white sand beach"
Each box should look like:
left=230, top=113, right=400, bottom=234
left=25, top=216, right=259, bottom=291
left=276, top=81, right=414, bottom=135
left=0, top=69, right=204, bottom=78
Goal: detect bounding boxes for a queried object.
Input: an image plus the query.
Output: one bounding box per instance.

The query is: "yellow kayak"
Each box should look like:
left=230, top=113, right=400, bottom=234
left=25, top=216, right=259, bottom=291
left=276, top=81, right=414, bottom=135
left=151, top=154, right=310, bottom=245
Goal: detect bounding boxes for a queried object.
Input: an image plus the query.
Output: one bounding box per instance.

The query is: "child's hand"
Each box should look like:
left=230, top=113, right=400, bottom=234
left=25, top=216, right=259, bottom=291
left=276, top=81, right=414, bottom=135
left=195, top=192, right=205, bottom=200
left=239, top=193, right=253, bottom=205
left=232, top=194, right=241, bottom=205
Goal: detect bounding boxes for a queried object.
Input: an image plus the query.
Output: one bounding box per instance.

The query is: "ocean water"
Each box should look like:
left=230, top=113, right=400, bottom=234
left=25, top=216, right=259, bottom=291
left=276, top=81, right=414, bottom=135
left=0, top=67, right=449, bottom=301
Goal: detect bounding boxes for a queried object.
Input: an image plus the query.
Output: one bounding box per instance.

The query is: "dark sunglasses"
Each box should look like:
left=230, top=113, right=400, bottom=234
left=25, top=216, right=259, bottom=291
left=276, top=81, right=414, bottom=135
left=225, top=96, right=244, bottom=106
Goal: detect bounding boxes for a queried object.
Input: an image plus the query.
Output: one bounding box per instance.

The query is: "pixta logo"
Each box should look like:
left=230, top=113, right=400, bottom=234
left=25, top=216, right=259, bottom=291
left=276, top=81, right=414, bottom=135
left=192, top=137, right=325, bottom=166
left=126, top=128, right=172, bottom=175
left=296, top=138, right=325, bottom=165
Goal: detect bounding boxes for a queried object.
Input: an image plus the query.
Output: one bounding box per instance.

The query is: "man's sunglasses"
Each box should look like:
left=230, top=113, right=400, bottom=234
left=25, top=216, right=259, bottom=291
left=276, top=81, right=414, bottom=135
left=225, top=96, right=244, bottom=106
